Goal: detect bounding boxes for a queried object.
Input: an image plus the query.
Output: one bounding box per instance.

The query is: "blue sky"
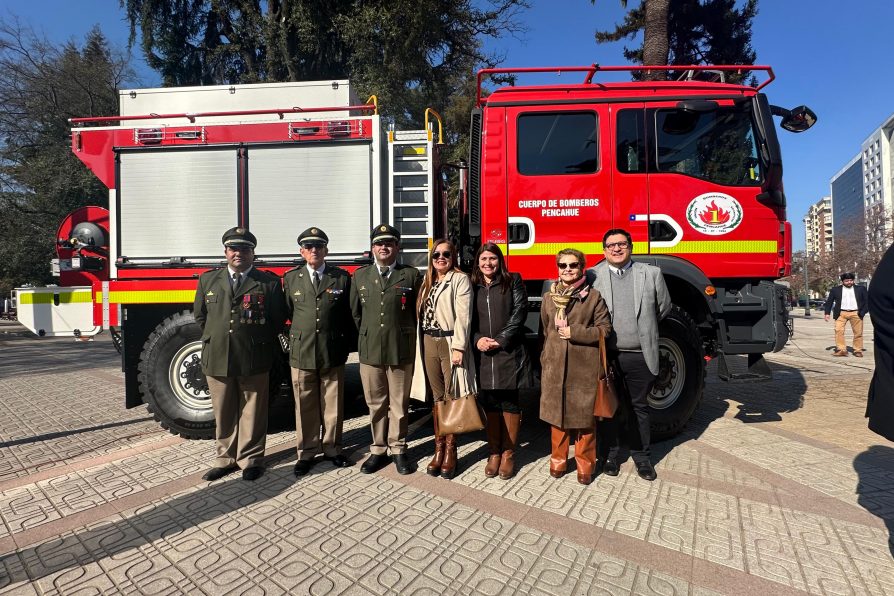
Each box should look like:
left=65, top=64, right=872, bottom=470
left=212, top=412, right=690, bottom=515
left=5, top=0, right=893, bottom=251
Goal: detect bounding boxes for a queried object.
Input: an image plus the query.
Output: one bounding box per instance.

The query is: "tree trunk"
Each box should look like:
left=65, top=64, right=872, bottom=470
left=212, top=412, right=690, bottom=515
left=642, top=0, right=669, bottom=80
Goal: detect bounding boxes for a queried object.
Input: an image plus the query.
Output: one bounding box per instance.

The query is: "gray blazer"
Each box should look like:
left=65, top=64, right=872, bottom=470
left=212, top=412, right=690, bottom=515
left=588, top=260, right=672, bottom=375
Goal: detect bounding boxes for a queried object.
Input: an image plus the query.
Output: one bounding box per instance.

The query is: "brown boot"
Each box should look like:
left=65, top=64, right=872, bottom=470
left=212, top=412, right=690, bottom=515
left=484, top=411, right=503, bottom=477
left=426, top=406, right=445, bottom=476
left=550, top=425, right=569, bottom=478
left=498, top=412, right=521, bottom=480
left=441, top=435, right=458, bottom=479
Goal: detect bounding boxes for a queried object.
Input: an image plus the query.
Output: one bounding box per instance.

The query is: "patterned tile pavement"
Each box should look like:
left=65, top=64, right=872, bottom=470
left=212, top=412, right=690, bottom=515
left=0, top=314, right=892, bottom=595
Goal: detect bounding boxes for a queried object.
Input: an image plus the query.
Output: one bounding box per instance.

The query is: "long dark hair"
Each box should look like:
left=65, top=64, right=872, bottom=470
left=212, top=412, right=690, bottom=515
left=471, top=243, right=511, bottom=293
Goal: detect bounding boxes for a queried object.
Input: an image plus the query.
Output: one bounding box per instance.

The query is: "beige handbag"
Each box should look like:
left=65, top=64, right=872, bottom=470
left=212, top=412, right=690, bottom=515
left=438, top=366, right=486, bottom=435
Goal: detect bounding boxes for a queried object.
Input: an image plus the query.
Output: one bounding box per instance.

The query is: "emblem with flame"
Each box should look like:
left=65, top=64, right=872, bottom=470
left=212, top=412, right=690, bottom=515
left=685, top=192, right=743, bottom=235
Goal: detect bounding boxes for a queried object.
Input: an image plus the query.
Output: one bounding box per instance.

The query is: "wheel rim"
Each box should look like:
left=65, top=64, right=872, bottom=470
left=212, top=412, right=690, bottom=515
left=168, top=341, right=211, bottom=409
left=649, top=338, right=686, bottom=410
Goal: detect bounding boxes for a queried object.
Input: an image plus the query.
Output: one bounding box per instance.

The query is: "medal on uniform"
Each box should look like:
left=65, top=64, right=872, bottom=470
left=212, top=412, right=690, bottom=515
left=401, top=295, right=406, bottom=310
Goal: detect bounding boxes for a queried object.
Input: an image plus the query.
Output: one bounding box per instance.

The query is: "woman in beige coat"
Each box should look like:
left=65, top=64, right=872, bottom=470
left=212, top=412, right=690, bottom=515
left=417, top=239, right=472, bottom=479
left=540, top=248, right=612, bottom=485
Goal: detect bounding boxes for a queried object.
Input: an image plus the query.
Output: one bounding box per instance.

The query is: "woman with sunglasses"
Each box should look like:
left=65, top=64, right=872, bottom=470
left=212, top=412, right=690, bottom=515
left=540, top=248, right=612, bottom=485
left=471, top=243, right=531, bottom=479
left=418, top=239, right=472, bottom=479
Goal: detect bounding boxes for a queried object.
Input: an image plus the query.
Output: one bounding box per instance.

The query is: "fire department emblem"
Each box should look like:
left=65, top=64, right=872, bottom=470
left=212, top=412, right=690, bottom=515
left=685, top=193, right=743, bottom=236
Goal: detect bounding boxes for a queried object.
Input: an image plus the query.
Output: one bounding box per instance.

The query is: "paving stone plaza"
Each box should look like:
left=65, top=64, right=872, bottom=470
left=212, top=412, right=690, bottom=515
left=0, top=313, right=892, bottom=595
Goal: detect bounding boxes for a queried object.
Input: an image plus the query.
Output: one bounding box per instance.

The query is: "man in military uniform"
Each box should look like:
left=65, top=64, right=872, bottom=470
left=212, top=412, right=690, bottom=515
left=193, top=227, right=286, bottom=482
left=350, top=224, right=422, bottom=474
left=283, top=227, right=355, bottom=477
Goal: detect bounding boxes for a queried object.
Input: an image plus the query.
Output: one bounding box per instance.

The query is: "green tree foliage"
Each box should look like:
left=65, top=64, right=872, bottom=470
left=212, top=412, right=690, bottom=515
left=0, top=22, right=134, bottom=294
left=121, top=0, right=526, bottom=150
left=594, top=0, right=758, bottom=82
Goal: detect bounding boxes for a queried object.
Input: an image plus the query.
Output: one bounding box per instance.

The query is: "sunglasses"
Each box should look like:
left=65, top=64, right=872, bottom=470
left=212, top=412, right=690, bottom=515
left=558, top=262, right=580, bottom=270
left=432, top=251, right=452, bottom=259
left=302, top=243, right=326, bottom=250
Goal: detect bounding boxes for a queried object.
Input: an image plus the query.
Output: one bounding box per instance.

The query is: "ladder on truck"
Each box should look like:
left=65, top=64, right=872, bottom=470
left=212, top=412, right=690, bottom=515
left=388, top=116, right=440, bottom=269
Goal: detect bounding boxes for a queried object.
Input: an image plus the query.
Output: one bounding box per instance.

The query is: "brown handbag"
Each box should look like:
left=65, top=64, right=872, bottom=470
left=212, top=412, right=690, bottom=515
left=594, top=334, right=620, bottom=419
left=438, top=366, right=486, bottom=435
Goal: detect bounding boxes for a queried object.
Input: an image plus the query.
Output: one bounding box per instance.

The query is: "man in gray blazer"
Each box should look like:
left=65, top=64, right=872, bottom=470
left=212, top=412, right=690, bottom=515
left=589, top=228, right=671, bottom=481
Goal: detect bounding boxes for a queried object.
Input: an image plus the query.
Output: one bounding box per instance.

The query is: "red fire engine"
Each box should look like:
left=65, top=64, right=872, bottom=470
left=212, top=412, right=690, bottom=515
left=15, top=65, right=815, bottom=440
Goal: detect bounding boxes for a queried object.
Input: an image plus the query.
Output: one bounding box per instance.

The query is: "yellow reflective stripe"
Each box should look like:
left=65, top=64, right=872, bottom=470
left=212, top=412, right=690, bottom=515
left=504, top=240, right=776, bottom=256
left=95, top=290, right=197, bottom=304
left=650, top=240, right=777, bottom=254
left=17, top=290, right=93, bottom=304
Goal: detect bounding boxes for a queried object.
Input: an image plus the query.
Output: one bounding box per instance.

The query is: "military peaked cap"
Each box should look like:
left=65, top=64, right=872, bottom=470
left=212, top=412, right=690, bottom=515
left=222, top=227, right=257, bottom=249
left=371, top=223, right=400, bottom=243
left=297, top=227, right=329, bottom=246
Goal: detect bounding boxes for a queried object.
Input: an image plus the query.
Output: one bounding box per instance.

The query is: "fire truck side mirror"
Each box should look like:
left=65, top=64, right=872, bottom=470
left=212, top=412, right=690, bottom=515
left=779, top=105, right=817, bottom=133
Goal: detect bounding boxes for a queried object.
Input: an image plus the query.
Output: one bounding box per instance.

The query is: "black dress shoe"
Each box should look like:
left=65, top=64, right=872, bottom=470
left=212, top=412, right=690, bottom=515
left=293, top=460, right=314, bottom=477
left=242, top=466, right=265, bottom=481
left=602, top=459, right=620, bottom=477
left=325, top=454, right=352, bottom=468
left=393, top=453, right=413, bottom=475
left=635, top=460, right=657, bottom=481
left=202, top=466, right=237, bottom=481
left=360, top=454, right=390, bottom=474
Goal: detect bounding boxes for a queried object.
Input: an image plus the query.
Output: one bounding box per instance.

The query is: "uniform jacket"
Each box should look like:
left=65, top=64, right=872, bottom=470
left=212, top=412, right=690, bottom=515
left=867, top=246, right=894, bottom=441
left=471, top=272, right=532, bottom=390
left=193, top=267, right=286, bottom=377
left=350, top=263, right=422, bottom=366
left=823, top=284, right=869, bottom=319
left=283, top=265, right=355, bottom=370
left=539, top=285, right=612, bottom=429
left=419, top=270, right=472, bottom=352
left=588, top=260, right=671, bottom=376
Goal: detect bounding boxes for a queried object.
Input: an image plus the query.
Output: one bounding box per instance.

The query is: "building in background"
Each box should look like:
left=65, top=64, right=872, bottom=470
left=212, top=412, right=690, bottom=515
left=861, top=113, right=894, bottom=250
left=803, top=196, right=833, bottom=256
left=830, top=155, right=863, bottom=241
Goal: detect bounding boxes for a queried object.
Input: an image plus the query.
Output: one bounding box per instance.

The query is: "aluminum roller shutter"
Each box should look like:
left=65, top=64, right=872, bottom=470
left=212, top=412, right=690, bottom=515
left=247, top=144, right=372, bottom=258
left=118, top=150, right=238, bottom=260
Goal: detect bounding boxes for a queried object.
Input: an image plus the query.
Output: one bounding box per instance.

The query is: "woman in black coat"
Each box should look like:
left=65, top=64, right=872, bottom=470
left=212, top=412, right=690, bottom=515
left=868, top=243, right=894, bottom=441
left=471, top=243, right=531, bottom=479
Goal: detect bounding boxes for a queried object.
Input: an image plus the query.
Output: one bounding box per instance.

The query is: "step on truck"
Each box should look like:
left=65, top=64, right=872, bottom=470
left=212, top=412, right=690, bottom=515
left=16, top=64, right=815, bottom=440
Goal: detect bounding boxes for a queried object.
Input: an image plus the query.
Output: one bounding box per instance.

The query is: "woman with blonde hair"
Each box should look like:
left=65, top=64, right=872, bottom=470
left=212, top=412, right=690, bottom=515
left=418, top=239, right=472, bottom=479
left=540, top=248, right=612, bottom=485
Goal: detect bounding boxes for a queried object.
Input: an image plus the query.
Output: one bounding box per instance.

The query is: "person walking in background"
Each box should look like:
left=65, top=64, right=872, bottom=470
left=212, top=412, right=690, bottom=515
left=471, top=243, right=531, bottom=480
left=350, top=224, right=422, bottom=475
left=283, top=227, right=355, bottom=478
left=540, top=248, right=612, bottom=485
left=193, top=227, right=286, bottom=482
left=589, top=228, right=671, bottom=482
left=418, top=239, right=472, bottom=479
left=824, top=272, right=869, bottom=357
left=866, top=245, right=894, bottom=441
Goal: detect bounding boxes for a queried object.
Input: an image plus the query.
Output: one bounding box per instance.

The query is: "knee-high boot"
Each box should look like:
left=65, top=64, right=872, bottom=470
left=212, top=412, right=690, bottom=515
left=484, top=411, right=503, bottom=477
left=427, top=405, right=445, bottom=476
left=550, top=425, right=569, bottom=478
left=441, top=434, right=458, bottom=479
left=498, top=412, right=521, bottom=480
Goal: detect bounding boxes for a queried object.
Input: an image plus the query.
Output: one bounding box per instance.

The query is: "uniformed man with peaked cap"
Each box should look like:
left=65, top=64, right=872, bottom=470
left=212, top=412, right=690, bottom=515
left=193, top=227, right=286, bottom=482
left=283, top=227, right=356, bottom=477
left=350, top=224, right=422, bottom=474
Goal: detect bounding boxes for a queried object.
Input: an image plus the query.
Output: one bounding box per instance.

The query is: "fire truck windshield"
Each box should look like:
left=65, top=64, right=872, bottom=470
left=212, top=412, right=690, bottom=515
left=654, top=107, right=762, bottom=186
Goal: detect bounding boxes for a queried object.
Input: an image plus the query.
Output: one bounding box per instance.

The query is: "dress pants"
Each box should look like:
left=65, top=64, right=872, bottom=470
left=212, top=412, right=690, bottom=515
left=422, top=335, right=452, bottom=400
left=291, top=366, right=344, bottom=460
left=601, top=351, right=656, bottom=464
left=207, top=372, right=269, bottom=469
left=359, top=363, right=413, bottom=455
left=835, top=311, right=864, bottom=352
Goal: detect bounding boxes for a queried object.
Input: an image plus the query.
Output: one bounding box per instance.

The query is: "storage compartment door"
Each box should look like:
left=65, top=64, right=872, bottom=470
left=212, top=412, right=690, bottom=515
left=247, top=144, right=373, bottom=260
left=118, top=149, right=238, bottom=261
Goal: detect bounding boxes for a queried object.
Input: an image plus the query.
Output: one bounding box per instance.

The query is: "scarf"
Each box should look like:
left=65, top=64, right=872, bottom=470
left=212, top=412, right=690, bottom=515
left=549, top=276, right=588, bottom=328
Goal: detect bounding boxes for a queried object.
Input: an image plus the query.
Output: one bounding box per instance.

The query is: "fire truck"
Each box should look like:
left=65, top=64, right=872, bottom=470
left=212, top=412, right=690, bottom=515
left=15, top=65, right=815, bottom=440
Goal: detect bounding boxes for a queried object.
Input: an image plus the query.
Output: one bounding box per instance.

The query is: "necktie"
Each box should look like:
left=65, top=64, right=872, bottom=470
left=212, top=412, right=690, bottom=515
left=380, top=266, right=390, bottom=281
left=313, top=271, right=320, bottom=289
left=232, top=271, right=242, bottom=289
left=617, top=268, right=624, bottom=277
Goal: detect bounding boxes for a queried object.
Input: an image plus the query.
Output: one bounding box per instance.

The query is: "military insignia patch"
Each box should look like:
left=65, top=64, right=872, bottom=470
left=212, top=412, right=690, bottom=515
left=379, top=225, right=387, bottom=232
left=206, top=291, right=214, bottom=296
left=236, top=227, right=245, bottom=234
left=311, top=228, right=318, bottom=234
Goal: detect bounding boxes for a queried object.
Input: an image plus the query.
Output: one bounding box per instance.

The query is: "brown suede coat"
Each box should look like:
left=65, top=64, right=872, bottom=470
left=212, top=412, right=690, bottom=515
left=539, top=285, right=612, bottom=429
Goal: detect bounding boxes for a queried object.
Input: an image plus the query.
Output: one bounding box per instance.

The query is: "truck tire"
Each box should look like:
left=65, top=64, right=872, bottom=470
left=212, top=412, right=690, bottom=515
left=137, top=311, right=215, bottom=439
left=649, top=305, right=705, bottom=440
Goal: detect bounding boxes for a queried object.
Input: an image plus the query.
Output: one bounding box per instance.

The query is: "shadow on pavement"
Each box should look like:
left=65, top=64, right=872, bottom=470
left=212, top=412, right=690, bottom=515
left=0, top=461, right=296, bottom=587
left=0, top=333, right=119, bottom=379
left=854, top=445, right=894, bottom=558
